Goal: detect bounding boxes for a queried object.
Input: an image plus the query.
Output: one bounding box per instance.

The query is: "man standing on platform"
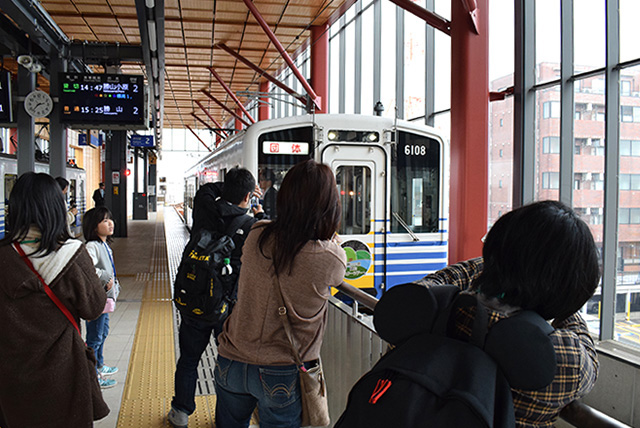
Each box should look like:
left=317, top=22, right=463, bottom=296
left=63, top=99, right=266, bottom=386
left=259, top=168, right=278, bottom=219
left=168, top=168, right=264, bottom=428
left=92, top=182, right=105, bottom=207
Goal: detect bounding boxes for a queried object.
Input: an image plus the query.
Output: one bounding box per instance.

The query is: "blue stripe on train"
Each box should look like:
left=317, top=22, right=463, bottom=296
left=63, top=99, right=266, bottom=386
left=374, top=241, right=447, bottom=248
left=374, top=261, right=447, bottom=274
left=381, top=251, right=448, bottom=260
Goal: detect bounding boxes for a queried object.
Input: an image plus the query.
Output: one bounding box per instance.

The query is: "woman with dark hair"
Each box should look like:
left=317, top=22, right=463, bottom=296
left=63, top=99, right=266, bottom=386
left=0, top=172, right=109, bottom=427
left=214, top=160, right=347, bottom=428
left=416, top=200, right=601, bottom=427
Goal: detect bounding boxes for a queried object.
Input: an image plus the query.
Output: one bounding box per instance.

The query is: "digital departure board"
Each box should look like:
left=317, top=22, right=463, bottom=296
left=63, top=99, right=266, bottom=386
left=0, top=70, right=13, bottom=125
left=59, top=73, right=147, bottom=130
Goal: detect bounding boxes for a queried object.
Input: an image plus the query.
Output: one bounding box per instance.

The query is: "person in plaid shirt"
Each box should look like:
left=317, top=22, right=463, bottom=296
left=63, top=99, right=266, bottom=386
left=416, top=201, right=600, bottom=427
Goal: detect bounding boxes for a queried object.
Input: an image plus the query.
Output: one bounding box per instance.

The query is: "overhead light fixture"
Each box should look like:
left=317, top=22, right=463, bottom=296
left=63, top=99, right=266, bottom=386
left=154, top=82, right=159, bottom=95
left=145, top=0, right=154, bottom=8
left=147, top=21, right=157, bottom=52
left=152, top=57, right=158, bottom=78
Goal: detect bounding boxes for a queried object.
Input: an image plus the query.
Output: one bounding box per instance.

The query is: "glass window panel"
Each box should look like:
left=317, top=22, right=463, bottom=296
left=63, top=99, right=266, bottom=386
left=345, top=22, right=355, bottom=114
left=434, top=31, right=451, bottom=112
left=574, top=0, right=605, bottom=73
left=616, top=64, right=640, bottom=347
left=329, top=37, right=340, bottom=114
left=434, top=0, right=451, bottom=20
left=380, top=1, right=397, bottom=118
left=535, top=1, right=560, bottom=85
left=489, top=97, right=514, bottom=227
left=404, top=13, right=425, bottom=120
left=620, top=0, right=640, bottom=62
left=489, top=0, right=514, bottom=88
left=361, top=6, right=374, bottom=115
left=536, top=86, right=560, bottom=201
left=336, top=166, right=371, bottom=235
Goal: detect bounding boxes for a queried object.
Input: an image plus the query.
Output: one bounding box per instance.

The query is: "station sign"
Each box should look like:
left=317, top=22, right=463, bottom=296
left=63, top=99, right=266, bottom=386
left=131, top=135, right=155, bottom=148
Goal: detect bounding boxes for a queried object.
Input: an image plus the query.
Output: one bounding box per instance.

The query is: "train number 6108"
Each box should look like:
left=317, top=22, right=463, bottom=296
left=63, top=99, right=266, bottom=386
left=404, top=145, right=427, bottom=156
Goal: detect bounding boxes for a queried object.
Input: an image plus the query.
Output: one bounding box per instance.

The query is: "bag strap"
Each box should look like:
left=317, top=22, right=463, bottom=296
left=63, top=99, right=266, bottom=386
left=271, top=275, right=305, bottom=368
left=14, top=243, right=82, bottom=336
left=224, top=214, right=253, bottom=238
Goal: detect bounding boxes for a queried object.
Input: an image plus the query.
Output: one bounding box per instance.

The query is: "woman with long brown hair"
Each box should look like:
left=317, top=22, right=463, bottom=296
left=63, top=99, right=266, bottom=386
left=214, top=160, right=347, bottom=428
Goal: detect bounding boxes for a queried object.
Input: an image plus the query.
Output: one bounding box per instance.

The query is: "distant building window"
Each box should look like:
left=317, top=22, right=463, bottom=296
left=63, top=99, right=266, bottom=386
left=593, top=79, right=605, bottom=94
left=575, top=111, right=582, bottom=120
left=621, top=80, right=632, bottom=96
left=619, top=208, right=640, bottom=224
left=499, top=149, right=503, bottom=157
left=621, top=140, right=640, bottom=156
left=500, top=118, right=503, bottom=127
left=542, top=172, right=559, bottom=189
left=543, top=101, right=560, bottom=119
left=621, top=106, right=640, bottom=123
left=596, top=112, right=606, bottom=121
left=620, top=174, right=640, bottom=191
left=542, top=136, right=560, bottom=154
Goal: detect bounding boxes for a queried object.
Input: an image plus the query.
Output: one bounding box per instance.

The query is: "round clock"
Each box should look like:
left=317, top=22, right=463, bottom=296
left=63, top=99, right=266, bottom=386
left=24, top=90, right=53, bottom=118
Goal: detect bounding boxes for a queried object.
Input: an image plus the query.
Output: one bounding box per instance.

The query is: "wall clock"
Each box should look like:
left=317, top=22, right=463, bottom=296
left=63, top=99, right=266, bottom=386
left=24, top=90, right=53, bottom=118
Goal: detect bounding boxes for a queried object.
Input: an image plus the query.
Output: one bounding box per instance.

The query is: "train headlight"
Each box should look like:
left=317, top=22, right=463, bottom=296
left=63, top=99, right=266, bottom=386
left=328, top=131, right=338, bottom=141
left=367, top=132, right=379, bottom=142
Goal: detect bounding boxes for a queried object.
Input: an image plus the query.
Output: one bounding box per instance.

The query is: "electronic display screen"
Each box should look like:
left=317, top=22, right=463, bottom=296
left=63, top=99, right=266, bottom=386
left=0, top=70, right=13, bottom=124
left=59, top=73, right=147, bottom=130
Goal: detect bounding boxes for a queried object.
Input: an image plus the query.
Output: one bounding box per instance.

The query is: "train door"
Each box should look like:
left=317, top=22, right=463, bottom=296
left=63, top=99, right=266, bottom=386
left=322, top=145, right=386, bottom=297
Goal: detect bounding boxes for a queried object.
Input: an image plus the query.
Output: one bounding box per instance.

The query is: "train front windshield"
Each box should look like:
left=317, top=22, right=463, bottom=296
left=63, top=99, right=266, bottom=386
left=257, top=126, right=313, bottom=214
left=391, top=131, right=441, bottom=234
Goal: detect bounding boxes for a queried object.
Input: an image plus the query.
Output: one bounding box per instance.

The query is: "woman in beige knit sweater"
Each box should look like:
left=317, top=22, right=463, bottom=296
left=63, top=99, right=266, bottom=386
left=215, top=160, right=347, bottom=428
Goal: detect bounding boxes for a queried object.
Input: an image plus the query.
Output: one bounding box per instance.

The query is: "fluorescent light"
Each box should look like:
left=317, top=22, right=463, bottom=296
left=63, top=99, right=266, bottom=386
left=145, top=0, right=154, bottom=8
left=154, top=82, right=159, bottom=95
left=147, top=21, right=157, bottom=51
left=152, top=57, right=158, bottom=78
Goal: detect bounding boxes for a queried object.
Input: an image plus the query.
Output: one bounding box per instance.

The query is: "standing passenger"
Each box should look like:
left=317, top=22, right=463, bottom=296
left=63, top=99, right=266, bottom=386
left=214, top=160, right=347, bottom=428
left=168, top=168, right=265, bottom=428
left=56, top=176, right=79, bottom=235
left=93, top=182, right=105, bottom=207
left=83, top=207, right=121, bottom=389
left=259, top=168, right=278, bottom=219
left=0, top=172, right=109, bottom=427
left=415, top=200, right=600, bottom=427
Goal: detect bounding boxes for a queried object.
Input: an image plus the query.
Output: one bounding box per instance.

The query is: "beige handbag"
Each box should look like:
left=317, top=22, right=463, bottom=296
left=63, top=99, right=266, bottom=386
left=272, top=276, right=330, bottom=427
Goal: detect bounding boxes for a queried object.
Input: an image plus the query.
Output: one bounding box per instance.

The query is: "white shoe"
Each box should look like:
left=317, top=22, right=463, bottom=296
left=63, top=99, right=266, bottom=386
left=168, top=407, right=188, bottom=428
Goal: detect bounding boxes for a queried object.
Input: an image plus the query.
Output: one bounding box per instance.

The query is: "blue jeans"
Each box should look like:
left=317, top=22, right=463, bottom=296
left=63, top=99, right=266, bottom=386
left=171, top=316, right=224, bottom=415
left=86, top=313, right=110, bottom=368
left=214, top=355, right=305, bottom=428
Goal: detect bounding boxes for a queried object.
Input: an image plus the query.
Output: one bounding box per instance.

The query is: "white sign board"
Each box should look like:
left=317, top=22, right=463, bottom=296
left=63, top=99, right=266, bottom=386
left=112, top=171, right=120, bottom=185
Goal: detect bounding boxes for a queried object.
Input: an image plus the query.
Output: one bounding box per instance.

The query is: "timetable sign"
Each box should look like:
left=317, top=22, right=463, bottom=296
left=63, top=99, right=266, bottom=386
left=262, top=141, right=309, bottom=155
left=59, top=73, right=146, bottom=129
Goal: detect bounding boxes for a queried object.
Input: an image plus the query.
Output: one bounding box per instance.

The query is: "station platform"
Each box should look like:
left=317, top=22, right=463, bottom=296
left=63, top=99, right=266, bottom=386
left=93, top=206, right=220, bottom=428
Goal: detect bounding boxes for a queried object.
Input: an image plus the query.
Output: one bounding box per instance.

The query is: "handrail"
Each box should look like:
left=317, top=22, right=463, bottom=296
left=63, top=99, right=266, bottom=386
left=559, top=401, right=632, bottom=428
left=333, top=281, right=378, bottom=311
left=330, top=281, right=629, bottom=428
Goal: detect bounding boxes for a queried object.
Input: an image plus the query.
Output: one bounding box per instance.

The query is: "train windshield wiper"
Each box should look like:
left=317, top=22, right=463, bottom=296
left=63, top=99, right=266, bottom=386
left=392, top=212, right=419, bottom=242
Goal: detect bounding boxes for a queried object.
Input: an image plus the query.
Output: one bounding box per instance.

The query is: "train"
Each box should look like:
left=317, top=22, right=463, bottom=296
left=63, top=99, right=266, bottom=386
left=0, top=153, right=87, bottom=239
left=184, top=114, right=449, bottom=298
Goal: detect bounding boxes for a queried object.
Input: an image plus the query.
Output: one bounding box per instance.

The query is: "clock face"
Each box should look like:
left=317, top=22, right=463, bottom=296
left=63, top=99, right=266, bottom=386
left=24, top=90, right=53, bottom=118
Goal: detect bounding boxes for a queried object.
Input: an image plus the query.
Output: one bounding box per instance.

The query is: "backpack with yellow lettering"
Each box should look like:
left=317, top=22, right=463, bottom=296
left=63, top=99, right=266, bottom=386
left=173, top=216, right=248, bottom=324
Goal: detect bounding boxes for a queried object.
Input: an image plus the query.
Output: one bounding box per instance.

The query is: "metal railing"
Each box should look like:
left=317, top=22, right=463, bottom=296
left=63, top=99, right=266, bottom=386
left=322, top=282, right=631, bottom=428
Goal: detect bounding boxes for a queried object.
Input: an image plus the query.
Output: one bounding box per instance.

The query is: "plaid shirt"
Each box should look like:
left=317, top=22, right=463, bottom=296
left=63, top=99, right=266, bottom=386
left=415, top=258, right=599, bottom=427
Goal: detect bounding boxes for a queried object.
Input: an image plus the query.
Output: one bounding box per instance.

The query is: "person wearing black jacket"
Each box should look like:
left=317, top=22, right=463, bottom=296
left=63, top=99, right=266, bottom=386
left=169, top=168, right=264, bottom=428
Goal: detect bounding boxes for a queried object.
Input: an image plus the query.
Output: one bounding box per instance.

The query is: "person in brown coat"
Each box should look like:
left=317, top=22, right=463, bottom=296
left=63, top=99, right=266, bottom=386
left=0, top=172, right=109, bottom=428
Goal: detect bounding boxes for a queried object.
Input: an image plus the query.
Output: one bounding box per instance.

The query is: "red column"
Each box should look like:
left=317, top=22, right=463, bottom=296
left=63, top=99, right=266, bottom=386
left=311, top=24, right=329, bottom=114
left=235, top=108, right=243, bottom=131
left=449, top=0, right=489, bottom=263
left=259, top=80, right=270, bottom=121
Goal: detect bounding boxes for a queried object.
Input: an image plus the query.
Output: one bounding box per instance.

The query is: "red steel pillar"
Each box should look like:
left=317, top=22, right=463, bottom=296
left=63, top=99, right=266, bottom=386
left=311, top=24, right=329, bottom=114
left=449, top=0, right=489, bottom=263
left=259, top=80, right=270, bottom=121
left=235, top=108, right=243, bottom=131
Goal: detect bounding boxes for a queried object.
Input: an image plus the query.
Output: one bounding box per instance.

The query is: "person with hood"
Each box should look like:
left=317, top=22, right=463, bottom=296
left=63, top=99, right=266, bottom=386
left=0, top=172, right=109, bottom=428
left=168, top=167, right=264, bottom=428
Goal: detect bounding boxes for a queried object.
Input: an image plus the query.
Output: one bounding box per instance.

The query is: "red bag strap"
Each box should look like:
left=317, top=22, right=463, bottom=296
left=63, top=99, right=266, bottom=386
left=14, top=243, right=82, bottom=336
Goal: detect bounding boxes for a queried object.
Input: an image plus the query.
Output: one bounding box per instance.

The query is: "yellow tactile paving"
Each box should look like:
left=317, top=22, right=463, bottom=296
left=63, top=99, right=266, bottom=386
left=117, top=210, right=218, bottom=428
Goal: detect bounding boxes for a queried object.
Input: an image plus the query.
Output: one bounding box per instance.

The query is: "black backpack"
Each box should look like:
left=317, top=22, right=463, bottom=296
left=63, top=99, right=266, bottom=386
left=335, top=284, right=557, bottom=428
left=173, top=215, right=249, bottom=324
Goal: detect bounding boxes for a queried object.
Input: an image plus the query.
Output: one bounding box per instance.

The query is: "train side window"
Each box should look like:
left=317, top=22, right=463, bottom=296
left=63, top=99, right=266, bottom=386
left=336, top=166, right=371, bottom=235
left=391, top=131, right=441, bottom=234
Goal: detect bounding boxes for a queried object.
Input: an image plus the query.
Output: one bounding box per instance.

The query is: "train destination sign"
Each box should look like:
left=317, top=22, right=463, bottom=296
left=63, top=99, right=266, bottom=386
left=59, top=73, right=147, bottom=130
left=262, top=141, right=309, bottom=155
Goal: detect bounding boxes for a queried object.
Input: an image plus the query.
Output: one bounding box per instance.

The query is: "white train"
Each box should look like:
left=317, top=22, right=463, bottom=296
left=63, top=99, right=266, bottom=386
left=0, top=154, right=87, bottom=239
left=184, top=114, right=449, bottom=297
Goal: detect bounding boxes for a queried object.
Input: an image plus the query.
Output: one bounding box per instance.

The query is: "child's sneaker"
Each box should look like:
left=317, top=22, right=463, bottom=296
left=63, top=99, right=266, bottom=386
left=99, top=377, right=117, bottom=389
left=98, top=365, right=119, bottom=376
